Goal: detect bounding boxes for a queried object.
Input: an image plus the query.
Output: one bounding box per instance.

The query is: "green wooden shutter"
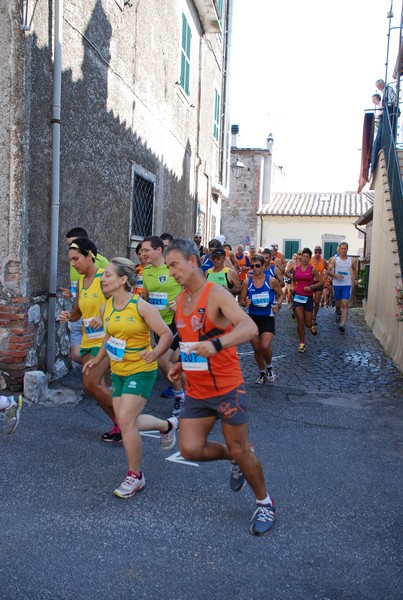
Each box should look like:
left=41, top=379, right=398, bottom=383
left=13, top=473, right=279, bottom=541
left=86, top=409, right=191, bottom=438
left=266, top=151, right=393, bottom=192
left=180, top=14, right=191, bottom=96
left=213, top=89, right=220, bottom=140
left=284, top=240, right=299, bottom=259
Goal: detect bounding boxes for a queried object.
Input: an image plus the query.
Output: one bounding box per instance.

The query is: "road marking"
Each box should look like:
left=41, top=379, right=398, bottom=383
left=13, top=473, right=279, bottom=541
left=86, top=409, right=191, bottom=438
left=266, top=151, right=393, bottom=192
left=165, top=451, right=200, bottom=467
left=140, top=430, right=160, bottom=439
left=140, top=431, right=200, bottom=467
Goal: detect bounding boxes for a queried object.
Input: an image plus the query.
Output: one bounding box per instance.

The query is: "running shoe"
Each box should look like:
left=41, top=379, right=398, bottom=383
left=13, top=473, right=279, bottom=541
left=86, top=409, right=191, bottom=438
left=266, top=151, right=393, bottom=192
left=230, top=461, right=246, bottom=492
left=310, top=325, right=318, bottom=335
left=250, top=502, right=276, bottom=536
left=161, top=416, right=179, bottom=451
left=266, top=366, right=277, bottom=383
left=335, top=310, right=341, bottom=323
left=313, top=319, right=318, bottom=326
left=161, top=386, right=174, bottom=398
left=339, top=326, right=345, bottom=334
left=171, top=395, right=185, bottom=417
left=5, top=395, right=22, bottom=435
left=255, top=373, right=268, bottom=384
left=298, top=343, right=306, bottom=353
left=114, top=472, right=145, bottom=499
left=101, top=423, right=122, bottom=443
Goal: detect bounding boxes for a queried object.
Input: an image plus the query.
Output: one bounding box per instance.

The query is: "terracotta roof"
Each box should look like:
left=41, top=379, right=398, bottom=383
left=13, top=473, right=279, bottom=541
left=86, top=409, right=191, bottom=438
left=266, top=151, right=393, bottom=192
left=257, top=192, right=374, bottom=217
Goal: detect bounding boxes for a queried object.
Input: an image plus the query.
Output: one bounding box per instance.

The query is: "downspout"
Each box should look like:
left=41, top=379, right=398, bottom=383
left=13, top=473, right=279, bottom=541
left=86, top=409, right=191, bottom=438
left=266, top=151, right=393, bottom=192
left=212, top=0, right=233, bottom=201
left=194, top=34, right=203, bottom=235
left=46, top=0, right=63, bottom=374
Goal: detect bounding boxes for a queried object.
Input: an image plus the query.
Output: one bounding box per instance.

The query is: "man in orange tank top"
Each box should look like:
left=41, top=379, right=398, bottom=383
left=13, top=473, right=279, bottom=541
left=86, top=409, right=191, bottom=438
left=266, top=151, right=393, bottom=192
left=165, top=238, right=277, bottom=536
left=310, top=246, right=328, bottom=325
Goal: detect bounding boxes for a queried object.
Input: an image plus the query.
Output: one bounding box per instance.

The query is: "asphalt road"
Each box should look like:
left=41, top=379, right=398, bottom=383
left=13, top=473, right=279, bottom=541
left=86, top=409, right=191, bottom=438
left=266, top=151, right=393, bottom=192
left=1, top=308, right=402, bottom=600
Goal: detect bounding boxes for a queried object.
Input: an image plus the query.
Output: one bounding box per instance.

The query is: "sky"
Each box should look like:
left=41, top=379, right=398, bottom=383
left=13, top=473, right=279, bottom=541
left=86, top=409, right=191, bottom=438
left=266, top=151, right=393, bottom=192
left=229, top=0, right=401, bottom=192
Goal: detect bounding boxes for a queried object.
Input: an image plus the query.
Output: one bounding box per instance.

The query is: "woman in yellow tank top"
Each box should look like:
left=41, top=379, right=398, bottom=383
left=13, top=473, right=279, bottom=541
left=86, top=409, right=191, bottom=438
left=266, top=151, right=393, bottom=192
left=83, top=257, right=177, bottom=500
left=59, top=238, right=117, bottom=441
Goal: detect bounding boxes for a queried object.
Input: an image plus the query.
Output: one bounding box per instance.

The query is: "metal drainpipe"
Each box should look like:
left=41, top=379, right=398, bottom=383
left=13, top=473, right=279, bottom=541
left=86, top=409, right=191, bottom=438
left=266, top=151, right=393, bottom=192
left=46, top=0, right=63, bottom=374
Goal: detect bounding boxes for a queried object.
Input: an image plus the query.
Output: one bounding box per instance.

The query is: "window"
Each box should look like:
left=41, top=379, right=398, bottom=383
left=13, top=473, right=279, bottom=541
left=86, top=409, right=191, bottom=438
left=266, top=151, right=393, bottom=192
left=131, top=173, right=154, bottom=238
left=213, top=88, right=220, bottom=141
left=284, top=240, right=300, bottom=259
left=216, top=0, right=223, bottom=26
left=324, top=241, right=339, bottom=260
left=180, top=13, right=191, bottom=96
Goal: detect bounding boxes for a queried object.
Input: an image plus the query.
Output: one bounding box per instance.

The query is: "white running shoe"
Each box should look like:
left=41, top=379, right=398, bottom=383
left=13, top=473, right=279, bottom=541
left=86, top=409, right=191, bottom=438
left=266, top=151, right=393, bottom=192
left=114, top=472, right=145, bottom=499
left=161, top=416, right=179, bottom=451
left=266, top=367, right=277, bottom=383
left=3, top=395, right=22, bottom=435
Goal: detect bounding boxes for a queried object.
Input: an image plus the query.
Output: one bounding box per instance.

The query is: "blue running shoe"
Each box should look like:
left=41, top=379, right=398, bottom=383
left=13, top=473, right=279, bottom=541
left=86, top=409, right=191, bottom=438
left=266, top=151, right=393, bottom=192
left=161, top=386, right=174, bottom=398
left=250, top=502, right=276, bottom=536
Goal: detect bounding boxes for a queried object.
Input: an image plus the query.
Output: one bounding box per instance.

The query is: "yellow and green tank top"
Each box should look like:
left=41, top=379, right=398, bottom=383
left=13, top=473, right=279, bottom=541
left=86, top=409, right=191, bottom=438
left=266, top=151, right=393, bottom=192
left=206, top=267, right=234, bottom=289
left=103, top=295, right=157, bottom=376
left=78, top=268, right=106, bottom=349
left=142, top=264, right=182, bottom=325
left=70, top=253, right=108, bottom=298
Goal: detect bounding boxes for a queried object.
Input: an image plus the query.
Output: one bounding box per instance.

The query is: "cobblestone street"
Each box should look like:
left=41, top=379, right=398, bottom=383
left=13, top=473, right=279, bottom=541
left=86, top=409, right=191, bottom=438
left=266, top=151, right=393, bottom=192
left=239, top=306, right=402, bottom=397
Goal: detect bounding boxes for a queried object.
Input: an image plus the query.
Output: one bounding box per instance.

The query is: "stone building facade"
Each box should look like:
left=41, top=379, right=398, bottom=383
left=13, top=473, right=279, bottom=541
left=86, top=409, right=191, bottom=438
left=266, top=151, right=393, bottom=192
left=0, top=0, right=231, bottom=390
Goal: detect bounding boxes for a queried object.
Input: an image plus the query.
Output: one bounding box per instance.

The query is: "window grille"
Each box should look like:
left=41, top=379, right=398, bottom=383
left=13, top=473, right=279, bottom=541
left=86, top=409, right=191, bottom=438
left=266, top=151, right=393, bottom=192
left=131, top=173, right=154, bottom=238
left=180, top=13, right=191, bottom=96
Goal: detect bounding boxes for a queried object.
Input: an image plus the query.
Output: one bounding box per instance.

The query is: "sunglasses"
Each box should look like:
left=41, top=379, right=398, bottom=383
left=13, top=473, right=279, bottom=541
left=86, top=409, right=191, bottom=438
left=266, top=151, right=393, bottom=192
left=314, top=249, right=322, bottom=253
left=252, top=263, right=263, bottom=268
left=194, top=236, right=201, bottom=240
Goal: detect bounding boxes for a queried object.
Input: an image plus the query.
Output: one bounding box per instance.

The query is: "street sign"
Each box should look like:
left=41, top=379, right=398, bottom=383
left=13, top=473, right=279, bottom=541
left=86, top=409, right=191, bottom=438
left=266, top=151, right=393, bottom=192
left=245, top=235, right=250, bottom=245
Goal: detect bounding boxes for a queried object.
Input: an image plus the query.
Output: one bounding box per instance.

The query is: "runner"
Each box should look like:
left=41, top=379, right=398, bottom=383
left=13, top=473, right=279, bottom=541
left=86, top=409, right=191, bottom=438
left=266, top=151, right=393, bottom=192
left=83, top=257, right=178, bottom=499
left=205, top=247, right=241, bottom=295
left=201, top=239, right=233, bottom=273
left=270, top=243, right=286, bottom=267
left=234, top=244, right=251, bottom=284
left=0, top=395, right=22, bottom=435
left=310, top=246, right=328, bottom=326
left=262, top=248, right=285, bottom=286
left=59, top=238, right=119, bottom=441
left=239, top=254, right=285, bottom=384
left=133, top=242, right=146, bottom=297
left=60, top=227, right=108, bottom=364
left=289, top=248, right=324, bottom=352
left=193, top=232, right=208, bottom=257
left=165, top=238, right=276, bottom=536
left=141, top=236, right=185, bottom=415
left=327, top=242, right=359, bottom=334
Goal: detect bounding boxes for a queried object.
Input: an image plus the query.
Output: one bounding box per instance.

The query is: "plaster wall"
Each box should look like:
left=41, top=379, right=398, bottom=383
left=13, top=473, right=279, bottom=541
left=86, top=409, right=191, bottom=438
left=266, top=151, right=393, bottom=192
left=365, top=154, right=403, bottom=370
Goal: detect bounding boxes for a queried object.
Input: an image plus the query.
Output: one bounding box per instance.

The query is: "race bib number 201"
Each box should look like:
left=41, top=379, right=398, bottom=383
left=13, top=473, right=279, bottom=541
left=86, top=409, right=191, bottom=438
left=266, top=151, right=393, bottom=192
left=179, top=342, right=208, bottom=371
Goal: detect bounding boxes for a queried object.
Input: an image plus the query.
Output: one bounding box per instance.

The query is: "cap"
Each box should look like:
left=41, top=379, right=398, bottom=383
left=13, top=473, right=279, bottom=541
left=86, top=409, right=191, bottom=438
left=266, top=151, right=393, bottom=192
left=211, top=247, right=226, bottom=257
left=262, top=247, right=272, bottom=254
left=216, top=234, right=226, bottom=244
left=270, top=243, right=278, bottom=249
left=194, top=232, right=202, bottom=237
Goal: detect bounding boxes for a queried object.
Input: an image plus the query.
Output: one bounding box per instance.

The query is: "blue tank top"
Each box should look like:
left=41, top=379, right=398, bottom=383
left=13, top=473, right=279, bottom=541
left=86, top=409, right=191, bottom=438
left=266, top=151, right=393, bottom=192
left=247, top=274, right=275, bottom=316
left=201, top=254, right=214, bottom=273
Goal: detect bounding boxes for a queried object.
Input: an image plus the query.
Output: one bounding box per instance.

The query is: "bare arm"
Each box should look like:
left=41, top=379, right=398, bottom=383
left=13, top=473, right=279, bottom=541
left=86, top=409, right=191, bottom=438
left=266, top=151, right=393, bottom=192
left=238, top=279, right=250, bottom=307
left=190, top=286, right=257, bottom=358
left=137, top=297, right=173, bottom=362
left=270, top=277, right=285, bottom=310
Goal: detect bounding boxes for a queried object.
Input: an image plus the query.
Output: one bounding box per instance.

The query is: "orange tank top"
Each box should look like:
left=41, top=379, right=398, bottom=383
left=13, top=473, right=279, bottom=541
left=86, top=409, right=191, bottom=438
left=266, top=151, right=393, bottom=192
left=310, top=257, right=326, bottom=274
left=175, top=281, right=244, bottom=399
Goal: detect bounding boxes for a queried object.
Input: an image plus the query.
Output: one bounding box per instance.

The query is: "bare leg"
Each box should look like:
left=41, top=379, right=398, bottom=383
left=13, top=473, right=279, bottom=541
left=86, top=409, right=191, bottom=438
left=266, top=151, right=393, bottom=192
left=113, top=394, right=146, bottom=473
left=250, top=336, right=265, bottom=371
left=82, top=353, right=115, bottom=421
left=260, top=332, right=274, bottom=366
left=340, top=298, right=349, bottom=327
left=179, top=416, right=229, bottom=462
left=295, top=306, right=305, bottom=343
left=137, top=413, right=170, bottom=433
left=222, top=421, right=267, bottom=500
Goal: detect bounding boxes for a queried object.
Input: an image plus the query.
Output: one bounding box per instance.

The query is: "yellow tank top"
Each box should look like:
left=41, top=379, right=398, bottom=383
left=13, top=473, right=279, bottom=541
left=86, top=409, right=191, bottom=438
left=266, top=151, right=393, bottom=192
left=103, top=295, right=157, bottom=376
left=78, top=268, right=106, bottom=349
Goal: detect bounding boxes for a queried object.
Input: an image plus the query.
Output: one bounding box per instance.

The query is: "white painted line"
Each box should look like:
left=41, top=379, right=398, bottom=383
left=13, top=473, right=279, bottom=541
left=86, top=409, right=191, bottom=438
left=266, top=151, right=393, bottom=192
left=140, top=430, right=160, bottom=439
left=165, top=451, right=200, bottom=467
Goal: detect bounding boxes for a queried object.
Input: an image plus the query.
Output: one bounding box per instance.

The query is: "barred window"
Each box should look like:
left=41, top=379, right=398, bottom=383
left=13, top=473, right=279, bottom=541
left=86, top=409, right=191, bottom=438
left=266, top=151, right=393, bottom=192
left=131, top=173, right=154, bottom=238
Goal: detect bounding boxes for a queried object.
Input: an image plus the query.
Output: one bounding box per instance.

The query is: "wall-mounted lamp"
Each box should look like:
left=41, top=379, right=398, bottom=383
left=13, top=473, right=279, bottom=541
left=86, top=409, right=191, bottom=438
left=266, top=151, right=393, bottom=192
left=231, top=157, right=245, bottom=179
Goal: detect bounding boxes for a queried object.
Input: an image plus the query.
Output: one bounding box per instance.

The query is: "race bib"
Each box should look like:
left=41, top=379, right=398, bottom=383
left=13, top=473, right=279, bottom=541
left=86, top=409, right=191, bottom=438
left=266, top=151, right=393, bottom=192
left=179, top=342, right=208, bottom=371
left=149, top=292, right=168, bottom=310
left=136, top=275, right=143, bottom=290
left=337, top=270, right=349, bottom=278
left=105, top=336, right=126, bottom=361
left=294, top=294, right=308, bottom=304
left=70, top=280, right=78, bottom=298
left=251, top=292, right=271, bottom=307
left=83, top=317, right=105, bottom=340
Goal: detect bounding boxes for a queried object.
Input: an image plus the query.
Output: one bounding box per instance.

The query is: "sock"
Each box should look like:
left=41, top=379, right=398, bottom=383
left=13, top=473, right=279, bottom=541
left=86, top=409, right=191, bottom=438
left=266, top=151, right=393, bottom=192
left=128, top=470, right=142, bottom=479
left=260, top=371, right=266, bottom=377
left=266, top=364, right=273, bottom=370
left=256, top=493, right=273, bottom=506
left=174, top=388, right=184, bottom=397
left=162, top=420, right=172, bottom=434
